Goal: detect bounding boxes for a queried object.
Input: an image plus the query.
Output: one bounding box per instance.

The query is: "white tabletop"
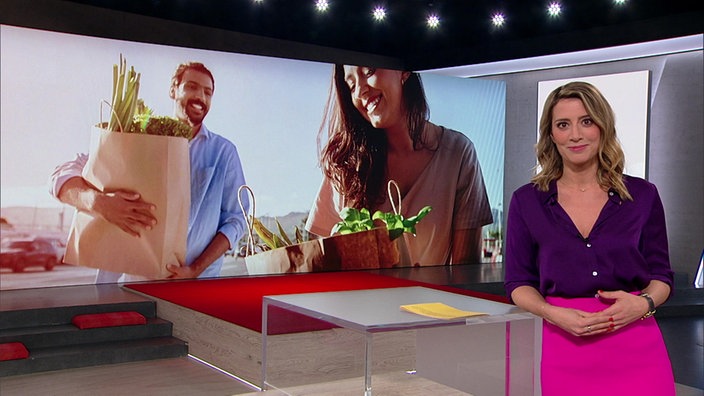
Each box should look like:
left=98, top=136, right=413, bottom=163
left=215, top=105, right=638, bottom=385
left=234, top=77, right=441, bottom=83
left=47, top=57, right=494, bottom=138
left=263, top=286, right=528, bottom=333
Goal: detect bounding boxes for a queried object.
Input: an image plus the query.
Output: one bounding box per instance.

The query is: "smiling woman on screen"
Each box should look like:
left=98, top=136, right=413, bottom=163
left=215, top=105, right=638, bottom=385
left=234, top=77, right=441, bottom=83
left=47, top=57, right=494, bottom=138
left=306, top=65, right=493, bottom=266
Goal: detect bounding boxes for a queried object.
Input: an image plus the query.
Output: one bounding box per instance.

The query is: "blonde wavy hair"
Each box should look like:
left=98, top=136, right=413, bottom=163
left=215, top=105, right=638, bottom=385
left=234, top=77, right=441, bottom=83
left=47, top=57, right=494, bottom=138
left=532, top=81, right=632, bottom=201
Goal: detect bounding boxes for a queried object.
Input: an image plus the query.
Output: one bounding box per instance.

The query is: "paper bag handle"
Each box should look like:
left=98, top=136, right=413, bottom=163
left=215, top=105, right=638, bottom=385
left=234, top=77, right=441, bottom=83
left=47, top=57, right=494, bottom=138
left=99, top=99, right=126, bottom=132
left=387, top=180, right=402, bottom=215
left=238, top=185, right=256, bottom=257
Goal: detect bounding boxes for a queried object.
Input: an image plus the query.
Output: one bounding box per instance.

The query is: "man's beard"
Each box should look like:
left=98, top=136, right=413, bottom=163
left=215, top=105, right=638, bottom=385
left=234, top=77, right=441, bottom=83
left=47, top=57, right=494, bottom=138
left=184, top=99, right=208, bottom=125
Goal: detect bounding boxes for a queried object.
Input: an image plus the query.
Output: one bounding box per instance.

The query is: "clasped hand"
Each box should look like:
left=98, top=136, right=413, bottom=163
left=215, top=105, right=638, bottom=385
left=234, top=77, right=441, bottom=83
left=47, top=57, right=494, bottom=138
left=546, top=290, right=650, bottom=337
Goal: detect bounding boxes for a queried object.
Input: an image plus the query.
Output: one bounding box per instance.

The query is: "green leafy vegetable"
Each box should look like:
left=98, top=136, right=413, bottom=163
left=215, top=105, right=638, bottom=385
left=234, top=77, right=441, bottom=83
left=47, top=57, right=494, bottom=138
left=251, top=217, right=307, bottom=251
left=128, top=100, right=193, bottom=139
left=332, top=206, right=432, bottom=240
left=331, top=208, right=375, bottom=235
left=294, top=226, right=305, bottom=244
left=372, top=206, right=432, bottom=240
left=141, top=114, right=193, bottom=140
left=276, top=220, right=294, bottom=246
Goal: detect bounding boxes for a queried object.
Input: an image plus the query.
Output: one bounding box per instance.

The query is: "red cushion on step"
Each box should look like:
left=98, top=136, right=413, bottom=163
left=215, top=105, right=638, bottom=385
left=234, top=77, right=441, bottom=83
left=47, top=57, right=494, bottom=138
left=0, top=342, right=30, bottom=361
left=72, top=311, right=147, bottom=329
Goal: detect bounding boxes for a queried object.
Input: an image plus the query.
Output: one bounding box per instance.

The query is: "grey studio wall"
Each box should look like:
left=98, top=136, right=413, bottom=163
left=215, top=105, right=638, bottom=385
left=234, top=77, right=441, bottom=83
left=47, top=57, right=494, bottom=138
left=491, top=50, right=704, bottom=282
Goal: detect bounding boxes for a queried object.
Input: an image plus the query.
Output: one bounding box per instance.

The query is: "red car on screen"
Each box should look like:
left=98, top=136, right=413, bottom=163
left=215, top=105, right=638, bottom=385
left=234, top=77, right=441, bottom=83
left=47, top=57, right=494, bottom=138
left=0, top=237, right=59, bottom=272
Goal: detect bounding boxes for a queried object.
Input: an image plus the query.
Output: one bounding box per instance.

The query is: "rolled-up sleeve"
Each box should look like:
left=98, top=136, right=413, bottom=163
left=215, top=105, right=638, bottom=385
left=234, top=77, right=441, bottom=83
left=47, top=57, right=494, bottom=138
left=640, top=184, right=674, bottom=291
left=48, top=153, right=87, bottom=199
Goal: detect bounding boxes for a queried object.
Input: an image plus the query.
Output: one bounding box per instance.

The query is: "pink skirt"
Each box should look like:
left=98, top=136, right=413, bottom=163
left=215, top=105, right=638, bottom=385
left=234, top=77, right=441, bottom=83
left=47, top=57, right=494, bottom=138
left=542, top=296, right=675, bottom=396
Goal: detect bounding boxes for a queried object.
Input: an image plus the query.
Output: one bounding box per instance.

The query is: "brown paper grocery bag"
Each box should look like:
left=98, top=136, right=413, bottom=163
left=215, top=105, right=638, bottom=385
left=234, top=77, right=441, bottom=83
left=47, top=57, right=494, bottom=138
left=320, top=227, right=403, bottom=270
left=243, top=229, right=404, bottom=274
left=239, top=182, right=408, bottom=275
left=244, top=229, right=404, bottom=274
left=317, top=181, right=412, bottom=270
left=64, top=126, right=190, bottom=279
left=239, top=185, right=326, bottom=275
left=244, top=239, right=325, bottom=275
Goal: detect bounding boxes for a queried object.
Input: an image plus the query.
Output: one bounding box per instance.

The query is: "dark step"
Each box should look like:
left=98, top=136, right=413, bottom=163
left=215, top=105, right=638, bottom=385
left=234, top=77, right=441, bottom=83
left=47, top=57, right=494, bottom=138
left=0, top=317, right=173, bottom=349
left=0, top=336, right=188, bottom=377
left=0, top=301, right=157, bottom=330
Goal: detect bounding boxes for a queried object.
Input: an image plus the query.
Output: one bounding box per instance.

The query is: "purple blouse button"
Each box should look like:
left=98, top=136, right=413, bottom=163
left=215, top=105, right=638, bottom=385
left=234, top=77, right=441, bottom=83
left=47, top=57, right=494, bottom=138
left=586, top=243, right=592, bottom=248
left=592, top=271, right=598, bottom=276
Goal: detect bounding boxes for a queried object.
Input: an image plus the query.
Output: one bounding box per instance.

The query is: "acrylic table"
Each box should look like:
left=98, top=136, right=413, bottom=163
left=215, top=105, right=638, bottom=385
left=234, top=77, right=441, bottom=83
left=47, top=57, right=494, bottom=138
left=261, top=286, right=540, bottom=395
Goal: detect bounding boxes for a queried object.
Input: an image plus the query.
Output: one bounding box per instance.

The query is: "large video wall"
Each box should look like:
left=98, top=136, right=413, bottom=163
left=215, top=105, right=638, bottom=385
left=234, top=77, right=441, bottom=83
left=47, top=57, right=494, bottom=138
left=0, top=24, right=505, bottom=289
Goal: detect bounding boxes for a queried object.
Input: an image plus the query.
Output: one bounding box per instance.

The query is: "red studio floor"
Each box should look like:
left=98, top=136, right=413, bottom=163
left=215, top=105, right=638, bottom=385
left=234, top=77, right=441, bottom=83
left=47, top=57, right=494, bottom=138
left=125, top=271, right=509, bottom=334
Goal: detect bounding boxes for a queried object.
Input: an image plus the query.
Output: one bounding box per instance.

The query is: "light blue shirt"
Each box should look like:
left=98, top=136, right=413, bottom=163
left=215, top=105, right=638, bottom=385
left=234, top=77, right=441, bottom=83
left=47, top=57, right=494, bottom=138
left=187, top=124, right=249, bottom=277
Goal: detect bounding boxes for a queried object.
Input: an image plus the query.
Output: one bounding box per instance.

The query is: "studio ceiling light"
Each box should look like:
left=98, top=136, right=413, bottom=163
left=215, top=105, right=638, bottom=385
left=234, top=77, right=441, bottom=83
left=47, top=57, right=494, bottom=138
left=315, top=0, right=329, bottom=12
left=547, top=2, right=562, bottom=17
left=491, top=12, right=506, bottom=27
left=427, top=14, right=440, bottom=29
left=372, top=6, right=387, bottom=21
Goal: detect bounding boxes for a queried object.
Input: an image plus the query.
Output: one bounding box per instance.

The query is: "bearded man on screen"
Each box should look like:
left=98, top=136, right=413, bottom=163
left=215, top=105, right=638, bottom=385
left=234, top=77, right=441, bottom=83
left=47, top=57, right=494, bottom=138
left=50, top=62, right=249, bottom=282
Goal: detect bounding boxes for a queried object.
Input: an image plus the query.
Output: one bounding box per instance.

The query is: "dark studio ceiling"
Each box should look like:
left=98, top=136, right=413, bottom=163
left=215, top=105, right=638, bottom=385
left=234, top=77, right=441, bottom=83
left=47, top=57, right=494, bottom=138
left=58, top=1, right=704, bottom=69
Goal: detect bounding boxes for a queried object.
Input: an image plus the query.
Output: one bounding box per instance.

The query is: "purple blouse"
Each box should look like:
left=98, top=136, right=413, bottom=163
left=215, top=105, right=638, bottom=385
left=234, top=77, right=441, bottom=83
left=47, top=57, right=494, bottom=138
left=504, top=175, right=673, bottom=300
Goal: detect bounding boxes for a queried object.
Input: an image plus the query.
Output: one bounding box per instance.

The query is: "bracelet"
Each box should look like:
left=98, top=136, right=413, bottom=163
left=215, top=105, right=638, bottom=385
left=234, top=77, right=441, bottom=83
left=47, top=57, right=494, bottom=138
left=639, top=292, right=656, bottom=319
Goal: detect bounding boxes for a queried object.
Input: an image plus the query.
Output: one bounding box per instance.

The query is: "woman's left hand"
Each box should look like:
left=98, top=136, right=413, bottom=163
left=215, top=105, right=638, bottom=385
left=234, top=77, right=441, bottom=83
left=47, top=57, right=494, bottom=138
left=595, top=290, right=650, bottom=332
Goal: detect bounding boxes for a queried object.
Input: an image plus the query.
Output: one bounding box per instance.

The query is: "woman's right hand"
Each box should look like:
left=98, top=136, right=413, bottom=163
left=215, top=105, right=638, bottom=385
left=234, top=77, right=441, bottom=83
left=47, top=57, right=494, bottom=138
left=543, top=304, right=612, bottom=337
left=511, top=285, right=612, bottom=337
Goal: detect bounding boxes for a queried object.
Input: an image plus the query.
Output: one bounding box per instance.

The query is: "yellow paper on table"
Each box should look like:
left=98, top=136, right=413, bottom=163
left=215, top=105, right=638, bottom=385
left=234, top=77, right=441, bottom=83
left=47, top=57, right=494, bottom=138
left=400, top=302, right=486, bottom=320
left=64, top=126, right=190, bottom=279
